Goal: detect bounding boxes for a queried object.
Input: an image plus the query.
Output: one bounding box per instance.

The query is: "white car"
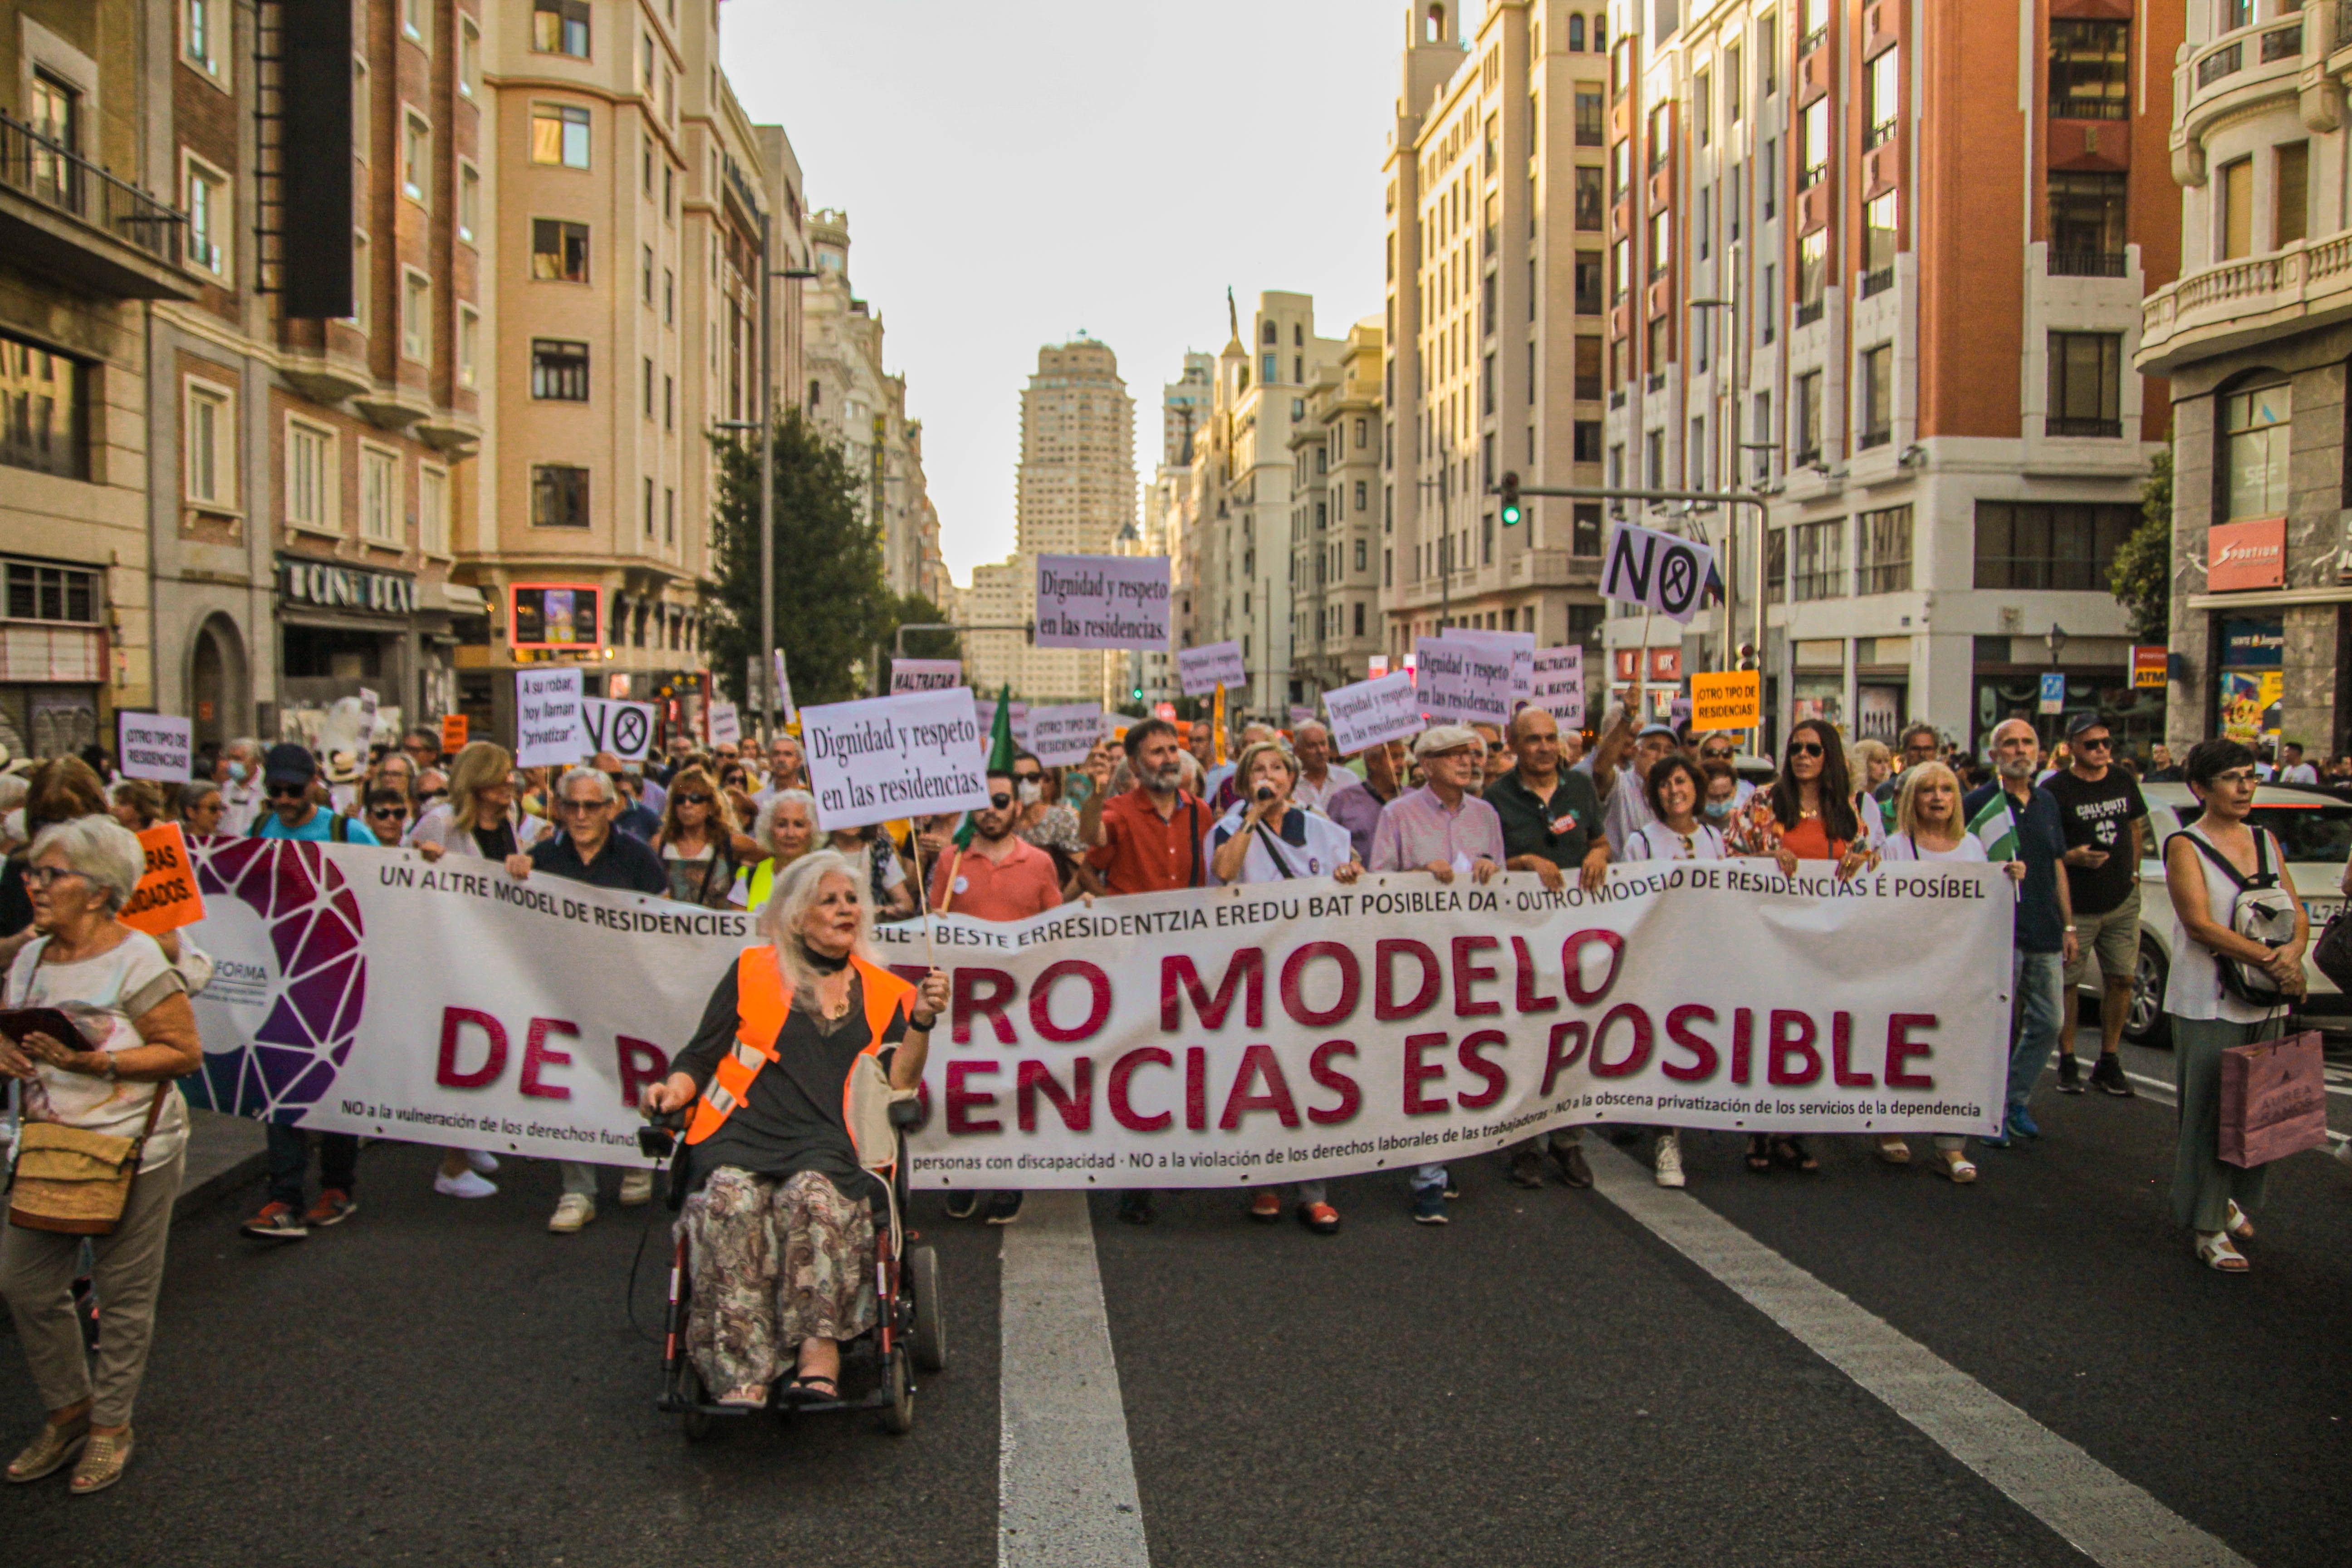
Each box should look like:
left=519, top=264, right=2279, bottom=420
left=2108, top=783, right=2352, bottom=1048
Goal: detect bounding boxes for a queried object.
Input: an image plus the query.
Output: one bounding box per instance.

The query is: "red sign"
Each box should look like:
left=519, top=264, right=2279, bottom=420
left=2209, top=518, right=2285, bottom=591
left=1613, top=650, right=1640, bottom=681
left=1648, top=647, right=1682, bottom=681
left=2131, top=645, right=2168, bottom=690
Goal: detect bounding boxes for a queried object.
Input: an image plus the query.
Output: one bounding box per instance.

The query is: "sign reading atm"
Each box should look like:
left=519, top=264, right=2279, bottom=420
left=509, top=583, right=603, bottom=649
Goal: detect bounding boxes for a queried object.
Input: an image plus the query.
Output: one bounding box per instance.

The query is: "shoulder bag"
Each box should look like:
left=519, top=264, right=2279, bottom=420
left=7, top=1083, right=169, bottom=1235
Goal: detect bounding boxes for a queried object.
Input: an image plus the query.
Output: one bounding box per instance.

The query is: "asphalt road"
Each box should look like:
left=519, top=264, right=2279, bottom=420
left=5, top=1045, right=2348, bottom=1568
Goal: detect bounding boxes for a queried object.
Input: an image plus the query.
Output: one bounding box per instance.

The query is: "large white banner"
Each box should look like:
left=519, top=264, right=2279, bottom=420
left=1034, top=554, right=1172, bottom=651
left=181, top=840, right=2012, bottom=1184
left=1322, top=671, right=1425, bottom=756
left=1177, top=641, right=1245, bottom=697
left=800, top=688, right=990, bottom=829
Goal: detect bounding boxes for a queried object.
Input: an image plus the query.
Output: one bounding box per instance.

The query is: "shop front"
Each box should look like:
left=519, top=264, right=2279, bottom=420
left=276, top=554, right=440, bottom=752
left=0, top=554, right=107, bottom=758
left=1970, top=635, right=2161, bottom=761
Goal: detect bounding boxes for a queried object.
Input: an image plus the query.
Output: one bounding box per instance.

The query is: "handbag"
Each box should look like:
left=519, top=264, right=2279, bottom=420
left=2218, top=1029, right=2328, bottom=1167
left=6, top=1083, right=168, bottom=1235
left=2312, top=908, right=2352, bottom=996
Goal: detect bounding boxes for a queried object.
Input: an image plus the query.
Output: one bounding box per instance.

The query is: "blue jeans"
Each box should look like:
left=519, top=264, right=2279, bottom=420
left=2006, top=949, right=2064, bottom=1115
left=266, top=1122, right=358, bottom=1209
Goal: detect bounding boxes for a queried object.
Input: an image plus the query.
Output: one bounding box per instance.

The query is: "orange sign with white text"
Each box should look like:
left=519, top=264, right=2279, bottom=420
left=2209, top=518, right=2286, bottom=591
left=118, top=823, right=206, bottom=936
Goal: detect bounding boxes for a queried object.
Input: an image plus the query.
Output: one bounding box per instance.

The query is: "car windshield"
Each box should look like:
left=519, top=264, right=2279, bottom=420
left=2176, top=801, right=2352, bottom=864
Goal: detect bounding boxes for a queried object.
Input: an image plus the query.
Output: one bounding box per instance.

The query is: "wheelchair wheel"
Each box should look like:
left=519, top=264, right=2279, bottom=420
left=678, top=1358, right=713, bottom=1444
left=907, top=1245, right=947, bottom=1373
left=880, top=1346, right=914, bottom=1435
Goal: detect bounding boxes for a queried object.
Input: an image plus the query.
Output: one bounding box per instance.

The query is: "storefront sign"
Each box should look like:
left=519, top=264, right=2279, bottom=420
left=2131, top=646, right=2169, bottom=690
left=281, top=559, right=419, bottom=616
left=510, top=584, right=603, bottom=649
left=2208, top=518, right=2286, bottom=592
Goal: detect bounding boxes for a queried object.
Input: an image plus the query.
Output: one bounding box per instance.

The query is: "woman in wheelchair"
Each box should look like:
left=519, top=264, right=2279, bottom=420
left=640, top=850, right=948, bottom=1407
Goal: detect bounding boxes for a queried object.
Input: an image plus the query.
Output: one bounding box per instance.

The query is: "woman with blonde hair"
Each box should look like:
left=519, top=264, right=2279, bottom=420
left=652, top=765, right=742, bottom=909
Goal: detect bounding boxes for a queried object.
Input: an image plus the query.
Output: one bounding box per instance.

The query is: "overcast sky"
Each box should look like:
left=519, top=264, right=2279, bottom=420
left=721, top=0, right=1423, bottom=585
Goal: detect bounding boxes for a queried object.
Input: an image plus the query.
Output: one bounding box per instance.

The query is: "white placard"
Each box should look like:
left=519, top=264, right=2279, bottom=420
left=773, top=651, right=797, bottom=725
left=801, top=688, right=991, bottom=829
left=1440, top=627, right=1535, bottom=700
left=1531, top=646, right=1587, bottom=729
left=1321, top=671, right=1426, bottom=756
left=580, top=697, right=657, bottom=761
left=1413, top=636, right=1516, bottom=728
left=514, top=668, right=585, bottom=768
left=1029, top=703, right=1106, bottom=767
left=890, top=658, right=963, bottom=694
left=1034, top=554, right=1172, bottom=651
left=357, top=686, right=381, bottom=745
left=1177, top=640, right=1246, bottom=696
left=973, top=699, right=1033, bottom=752
left=1601, top=520, right=1716, bottom=624
left=707, top=700, right=742, bottom=748
left=117, top=711, right=194, bottom=781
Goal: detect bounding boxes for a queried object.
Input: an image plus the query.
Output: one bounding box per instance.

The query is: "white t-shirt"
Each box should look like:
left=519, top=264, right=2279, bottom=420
left=1624, top=821, right=1726, bottom=861
left=7, top=930, right=188, bottom=1171
left=2278, top=763, right=2319, bottom=785
left=220, top=778, right=265, bottom=837
left=1205, top=804, right=1358, bottom=883
left=1882, top=831, right=1989, bottom=862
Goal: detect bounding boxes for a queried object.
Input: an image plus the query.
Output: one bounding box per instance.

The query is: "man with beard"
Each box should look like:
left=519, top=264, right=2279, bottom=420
left=1964, top=718, right=2077, bottom=1147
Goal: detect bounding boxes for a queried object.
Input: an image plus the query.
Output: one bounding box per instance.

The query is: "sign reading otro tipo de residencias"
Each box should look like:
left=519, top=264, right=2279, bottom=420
left=799, top=687, right=992, bottom=831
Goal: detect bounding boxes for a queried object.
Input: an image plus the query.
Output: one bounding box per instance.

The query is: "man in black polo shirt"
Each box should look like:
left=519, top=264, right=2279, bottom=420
left=1486, top=705, right=1608, bottom=1189
left=505, top=764, right=666, bottom=1230
left=2041, top=712, right=2147, bottom=1097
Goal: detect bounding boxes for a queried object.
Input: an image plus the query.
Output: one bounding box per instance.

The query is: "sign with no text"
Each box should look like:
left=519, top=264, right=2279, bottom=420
left=120, top=823, right=205, bottom=936
left=1690, top=670, right=1761, bottom=730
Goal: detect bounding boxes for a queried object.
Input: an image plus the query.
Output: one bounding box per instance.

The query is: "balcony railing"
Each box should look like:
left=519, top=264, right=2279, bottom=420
left=2196, top=41, right=2244, bottom=87
left=1609, top=387, right=1627, bottom=409
left=2341, top=0, right=2352, bottom=52
left=2048, top=416, right=2122, bottom=438
left=1860, top=266, right=1894, bottom=298
left=1647, top=370, right=1666, bottom=392
left=1858, top=427, right=1891, bottom=451
left=0, top=112, right=185, bottom=270
left=2259, top=22, right=2302, bottom=64
left=1795, top=299, right=1825, bottom=327
left=2050, top=93, right=2130, bottom=121
left=1800, top=26, right=1827, bottom=56
left=2049, top=249, right=2127, bottom=277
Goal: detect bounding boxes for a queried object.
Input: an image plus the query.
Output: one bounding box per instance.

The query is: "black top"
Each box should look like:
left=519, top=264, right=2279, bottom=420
left=673, top=963, right=907, bottom=1202
left=470, top=820, right=519, bottom=860
left=0, top=858, right=31, bottom=938
left=2039, top=767, right=2148, bottom=915
left=1487, top=768, right=1607, bottom=869
left=1963, top=781, right=2070, bottom=953
left=526, top=828, right=668, bottom=893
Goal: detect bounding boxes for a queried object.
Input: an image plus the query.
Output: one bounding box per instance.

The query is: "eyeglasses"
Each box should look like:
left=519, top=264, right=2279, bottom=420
left=674, top=792, right=713, bottom=806
left=1788, top=741, right=1825, bottom=759
left=1013, top=771, right=1043, bottom=783
left=265, top=781, right=311, bottom=799
left=24, top=866, right=85, bottom=889
left=557, top=797, right=611, bottom=813
left=2209, top=769, right=2259, bottom=787
left=2074, top=735, right=2111, bottom=751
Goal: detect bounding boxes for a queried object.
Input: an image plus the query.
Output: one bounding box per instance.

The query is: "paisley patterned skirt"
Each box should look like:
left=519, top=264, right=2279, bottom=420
left=678, top=1167, right=877, bottom=1391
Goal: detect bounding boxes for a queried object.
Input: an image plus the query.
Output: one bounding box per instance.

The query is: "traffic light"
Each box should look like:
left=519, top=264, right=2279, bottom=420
left=1132, top=686, right=1144, bottom=701
left=1499, top=471, right=1523, bottom=527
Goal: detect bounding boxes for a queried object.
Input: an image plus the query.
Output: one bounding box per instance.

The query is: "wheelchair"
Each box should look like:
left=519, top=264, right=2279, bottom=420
left=644, top=1098, right=946, bottom=1439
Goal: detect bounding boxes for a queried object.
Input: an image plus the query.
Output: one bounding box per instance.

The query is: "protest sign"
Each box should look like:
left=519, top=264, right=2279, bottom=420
left=118, top=823, right=205, bottom=936
left=117, top=711, right=194, bottom=782
left=1029, top=703, right=1106, bottom=767
left=773, top=651, right=798, bottom=725
left=514, top=668, right=584, bottom=767
left=1413, top=637, right=1516, bottom=727
left=1601, top=521, right=1715, bottom=624
left=707, top=700, right=741, bottom=748
left=974, top=699, right=1033, bottom=751
left=580, top=697, right=657, bottom=761
left=441, top=714, right=469, bottom=754
left=1367, top=655, right=1392, bottom=679
left=890, top=659, right=964, bottom=695
left=1322, top=671, right=1426, bottom=756
left=801, top=687, right=991, bottom=829
left=181, top=839, right=2011, bottom=1174
left=1034, top=554, right=1172, bottom=651
left=1690, top=671, right=1761, bottom=730
left=1178, top=640, right=1246, bottom=697
left=1531, top=646, right=1586, bottom=728
left=1440, top=627, right=1534, bottom=700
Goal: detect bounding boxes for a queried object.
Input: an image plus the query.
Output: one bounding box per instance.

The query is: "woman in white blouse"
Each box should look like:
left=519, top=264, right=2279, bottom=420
left=1623, top=756, right=1726, bottom=864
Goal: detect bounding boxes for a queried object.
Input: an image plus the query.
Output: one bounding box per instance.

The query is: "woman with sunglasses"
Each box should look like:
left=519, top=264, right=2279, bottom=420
left=1010, top=751, right=1088, bottom=896
left=1727, top=719, right=1875, bottom=1174
left=176, top=782, right=227, bottom=838
left=651, top=766, right=742, bottom=910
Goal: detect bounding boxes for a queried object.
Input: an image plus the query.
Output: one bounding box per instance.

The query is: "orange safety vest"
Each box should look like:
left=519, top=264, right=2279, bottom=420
left=684, top=945, right=915, bottom=1171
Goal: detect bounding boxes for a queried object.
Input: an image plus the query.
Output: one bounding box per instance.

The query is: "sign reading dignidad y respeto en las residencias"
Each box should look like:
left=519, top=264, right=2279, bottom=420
left=178, top=833, right=2015, bottom=1184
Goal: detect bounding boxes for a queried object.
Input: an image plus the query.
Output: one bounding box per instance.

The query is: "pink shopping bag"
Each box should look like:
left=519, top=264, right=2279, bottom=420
left=2219, top=1030, right=2329, bottom=1168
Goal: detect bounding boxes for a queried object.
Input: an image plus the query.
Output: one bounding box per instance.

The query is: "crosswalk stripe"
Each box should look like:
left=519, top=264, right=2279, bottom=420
left=1585, top=1142, right=2257, bottom=1568
left=998, top=1190, right=1152, bottom=1568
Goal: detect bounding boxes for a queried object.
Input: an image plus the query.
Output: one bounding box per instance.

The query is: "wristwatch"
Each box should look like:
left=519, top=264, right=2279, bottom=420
left=96, top=1054, right=118, bottom=1082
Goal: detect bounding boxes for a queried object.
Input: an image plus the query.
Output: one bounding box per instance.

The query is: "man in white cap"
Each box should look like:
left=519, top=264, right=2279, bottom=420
left=1577, top=707, right=1679, bottom=856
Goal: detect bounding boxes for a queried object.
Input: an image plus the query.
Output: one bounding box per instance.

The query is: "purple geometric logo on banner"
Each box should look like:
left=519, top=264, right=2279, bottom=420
left=181, top=837, right=368, bottom=1123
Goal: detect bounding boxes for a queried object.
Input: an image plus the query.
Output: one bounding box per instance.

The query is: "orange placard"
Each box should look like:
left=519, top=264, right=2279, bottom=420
left=1690, top=670, right=1762, bottom=730
left=119, top=823, right=205, bottom=936
left=441, top=713, right=469, bottom=753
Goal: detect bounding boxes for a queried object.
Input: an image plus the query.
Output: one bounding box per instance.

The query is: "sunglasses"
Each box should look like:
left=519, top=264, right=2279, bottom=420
left=1013, top=772, right=1043, bottom=784
left=1700, top=747, right=1735, bottom=760
left=990, top=792, right=1014, bottom=809
left=674, top=792, right=714, bottom=806
left=266, top=781, right=311, bottom=799
left=367, top=806, right=407, bottom=820
left=1788, top=741, right=1825, bottom=758
left=420, top=789, right=448, bottom=802
left=2073, top=735, right=2111, bottom=750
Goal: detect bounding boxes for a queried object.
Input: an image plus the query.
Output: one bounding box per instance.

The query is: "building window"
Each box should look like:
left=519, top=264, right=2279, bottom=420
left=2276, top=141, right=2310, bottom=250
left=532, top=464, right=591, bottom=528
left=2219, top=157, right=2253, bottom=260
left=643, top=476, right=655, bottom=537
left=2048, top=20, right=2127, bottom=120
left=1612, top=237, right=1631, bottom=300
left=1574, top=251, right=1603, bottom=314
left=664, top=373, right=674, bottom=430
left=460, top=20, right=480, bottom=96
left=458, top=306, right=479, bottom=387
left=458, top=163, right=480, bottom=243
left=186, top=0, right=225, bottom=80
left=1865, top=46, right=1898, bottom=148
left=1858, top=505, right=1912, bottom=594
left=531, top=219, right=589, bottom=282
left=1764, top=529, right=1787, bottom=603
left=1648, top=209, right=1671, bottom=278
left=534, top=0, right=590, bottom=58
left=27, top=74, right=80, bottom=204
left=1575, top=167, right=1603, bottom=230
left=1645, top=429, right=1664, bottom=488
left=185, top=157, right=230, bottom=279
left=1763, top=137, right=1777, bottom=220
left=0, top=333, right=88, bottom=482
left=5, top=561, right=97, bottom=624
left=2047, top=332, right=2122, bottom=437
left=1573, top=420, right=1602, bottom=461
left=1859, top=343, right=1893, bottom=448
left=1575, top=89, right=1604, bottom=146
left=184, top=380, right=234, bottom=507
left=359, top=445, right=400, bottom=543
left=1571, top=502, right=1602, bottom=555
left=419, top=463, right=450, bottom=555
left=402, top=111, right=430, bottom=203
left=2048, top=172, right=2126, bottom=276
left=352, top=58, right=370, bottom=160
left=1798, top=97, right=1828, bottom=190
left=1791, top=517, right=1846, bottom=601
left=1972, top=501, right=2135, bottom=589
left=348, top=232, right=369, bottom=328
left=2221, top=382, right=2290, bottom=521
left=665, top=488, right=675, bottom=544
left=286, top=419, right=336, bottom=530
left=1793, top=370, right=1823, bottom=466
left=401, top=271, right=431, bottom=363
left=1863, top=191, right=1897, bottom=290
left=1797, top=227, right=1826, bottom=313
left=531, top=339, right=590, bottom=401
left=531, top=103, right=591, bottom=168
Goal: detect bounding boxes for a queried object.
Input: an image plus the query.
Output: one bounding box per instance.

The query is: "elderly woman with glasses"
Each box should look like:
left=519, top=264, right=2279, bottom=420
left=0, top=816, right=204, bottom=1495
left=640, top=850, right=949, bottom=1407
left=652, top=765, right=744, bottom=910
left=735, top=790, right=820, bottom=912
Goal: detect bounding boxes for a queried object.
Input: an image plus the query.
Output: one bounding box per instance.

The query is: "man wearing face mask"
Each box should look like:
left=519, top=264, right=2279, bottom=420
left=217, top=738, right=266, bottom=837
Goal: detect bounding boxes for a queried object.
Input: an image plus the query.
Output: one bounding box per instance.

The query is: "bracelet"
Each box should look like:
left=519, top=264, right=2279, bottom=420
left=909, top=1011, right=939, bottom=1032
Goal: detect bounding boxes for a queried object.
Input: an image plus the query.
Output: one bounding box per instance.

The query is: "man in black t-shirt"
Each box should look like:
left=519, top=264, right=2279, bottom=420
left=2040, top=714, right=2148, bottom=1097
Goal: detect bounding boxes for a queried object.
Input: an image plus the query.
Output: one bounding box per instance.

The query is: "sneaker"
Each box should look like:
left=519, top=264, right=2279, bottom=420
left=1116, top=1192, right=1156, bottom=1225
left=617, top=1170, right=656, bottom=1206
left=240, top=1201, right=308, bottom=1241
left=303, top=1189, right=357, bottom=1228
left=1412, top=1187, right=1449, bottom=1225
left=942, top=1191, right=980, bottom=1220
left=984, top=1192, right=1025, bottom=1225
left=1249, top=1188, right=1283, bottom=1222
left=2090, top=1054, right=2136, bottom=1098
left=2006, top=1108, right=2041, bottom=1141
left=1506, top=1150, right=1545, bottom=1189
left=465, top=1149, right=500, bottom=1175
left=548, top=1194, right=596, bottom=1233
left=1654, top=1133, right=1686, bottom=1189
left=433, top=1169, right=498, bottom=1200
left=2056, top=1054, right=2085, bottom=1094
left=1553, top=1142, right=1594, bottom=1189
left=1297, top=1201, right=1340, bottom=1234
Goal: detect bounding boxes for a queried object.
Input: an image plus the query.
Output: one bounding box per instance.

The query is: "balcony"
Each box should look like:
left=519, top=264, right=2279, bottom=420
left=2196, top=41, right=2244, bottom=88
left=1646, top=370, right=1666, bottom=392
left=1860, top=267, right=1894, bottom=299
left=0, top=113, right=198, bottom=300
left=2260, top=22, right=2302, bottom=64
left=2178, top=21, right=2307, bottom=173
left=2048, top=249, right=2127, bottom=278
left=2047, top=416, right=2122, bottom=438
left=1795, top=299, right=1825, bottom=327
left=2138, top=230, right=2352, bottom=376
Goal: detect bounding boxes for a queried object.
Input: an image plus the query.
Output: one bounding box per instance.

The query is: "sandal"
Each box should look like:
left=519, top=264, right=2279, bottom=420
left=2226, top=1201, right=2255, bottom=1243
left=1769, top=1136, right=1818, bottom=1173
left=1875, top=1135, right=1911, bottom=1165
left=1745, top=1137, right=1773, bottom=1175
left=784, top=1374, right=839, bottom=1404
left=1935, top=1150, right=1978, bottom=1185
left=2195, top=1231, right=2249, bottom=1273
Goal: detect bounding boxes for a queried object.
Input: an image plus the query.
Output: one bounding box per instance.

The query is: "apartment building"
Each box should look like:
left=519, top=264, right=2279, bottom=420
left=1597, top=0, right=2179, bottom=755
left=1145, top=350, right=1213, bottom=702
left=1288, top=318, right=1388, bottom=695
left=1381, top=1, right=1612, bottom=691
left=2137, top=4, right=2352, bottom=758
left=0, top=0, right=194, bottom=756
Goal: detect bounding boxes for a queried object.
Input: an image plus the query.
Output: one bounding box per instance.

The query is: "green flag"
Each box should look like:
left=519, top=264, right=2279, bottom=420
left=1967, top=788, right=2018, bottom=861
left=954, top=685, right=1018, bottom=849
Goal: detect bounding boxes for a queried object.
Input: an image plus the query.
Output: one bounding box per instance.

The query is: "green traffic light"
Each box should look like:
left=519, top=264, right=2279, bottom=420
left=1501, top=502, right=1523, bottom=526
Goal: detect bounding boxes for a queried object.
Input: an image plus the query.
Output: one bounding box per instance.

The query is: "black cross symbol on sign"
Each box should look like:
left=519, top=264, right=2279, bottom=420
left=1657, top=546, right=1700, bottom=614
left=612, top=706, right=650, bottom=757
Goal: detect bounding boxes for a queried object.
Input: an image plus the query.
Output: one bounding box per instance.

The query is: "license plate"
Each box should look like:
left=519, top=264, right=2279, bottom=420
left=2307, top=900, right=2345, bottom=923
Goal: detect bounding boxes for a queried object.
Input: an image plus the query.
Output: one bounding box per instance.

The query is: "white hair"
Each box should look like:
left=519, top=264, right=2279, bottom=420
left=753, top=788, right=817, bottom=850
left=30, top=815, right=147, bottom=911
left=758, top=848, right=876, bottom=995
left=0, top=776, right=28, bottom=813
left=555, top=764, right=616, bottom=804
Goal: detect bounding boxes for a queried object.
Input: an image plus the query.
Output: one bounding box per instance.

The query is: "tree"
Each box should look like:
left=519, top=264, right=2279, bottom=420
left=704, top=410, right=895, bottom=709
left=877, top=593, right=961, bottom=691
left=2109, top=446, right=2173, bottom=644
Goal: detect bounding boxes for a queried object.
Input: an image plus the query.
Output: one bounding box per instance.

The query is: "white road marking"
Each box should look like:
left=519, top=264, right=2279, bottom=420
left=998, top=1190, right=1151, bottom=1568
left=1586, top=1142, right=2257, bottom=1568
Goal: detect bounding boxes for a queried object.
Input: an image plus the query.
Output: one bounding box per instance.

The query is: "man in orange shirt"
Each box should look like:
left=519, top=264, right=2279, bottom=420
left=929, top=771, right=1063, bottom=922
left=1078, top=719, right=1207, bottom=898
